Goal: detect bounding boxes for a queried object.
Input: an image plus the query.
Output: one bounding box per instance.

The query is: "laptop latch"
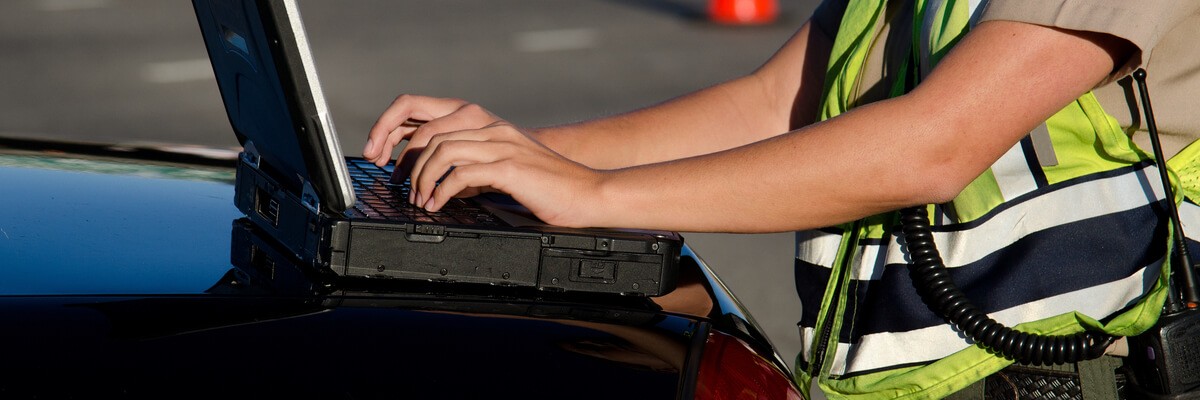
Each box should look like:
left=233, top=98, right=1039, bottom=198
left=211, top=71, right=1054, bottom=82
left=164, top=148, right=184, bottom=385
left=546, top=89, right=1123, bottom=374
left=301, top=180, right=320, bottom=214
left=241, top=141, right=262, bottom=170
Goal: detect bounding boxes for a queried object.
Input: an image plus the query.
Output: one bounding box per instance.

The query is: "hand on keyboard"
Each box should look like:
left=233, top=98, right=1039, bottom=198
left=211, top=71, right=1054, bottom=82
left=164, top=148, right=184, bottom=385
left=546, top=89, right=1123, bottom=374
left=363, top=95, right=605, bottom=228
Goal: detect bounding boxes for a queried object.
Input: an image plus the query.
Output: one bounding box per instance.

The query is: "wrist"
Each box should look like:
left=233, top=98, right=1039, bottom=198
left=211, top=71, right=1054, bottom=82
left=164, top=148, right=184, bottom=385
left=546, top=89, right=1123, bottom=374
left=530, top=127, right=573, bottom=159
left=570, top=168, right=621, bottom=229
left=590, top=168, right=651, bottom=230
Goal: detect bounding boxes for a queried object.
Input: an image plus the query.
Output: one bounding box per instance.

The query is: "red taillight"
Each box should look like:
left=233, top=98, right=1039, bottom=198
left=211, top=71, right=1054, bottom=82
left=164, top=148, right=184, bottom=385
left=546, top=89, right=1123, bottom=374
left=695, top=330, right=802, bottom=400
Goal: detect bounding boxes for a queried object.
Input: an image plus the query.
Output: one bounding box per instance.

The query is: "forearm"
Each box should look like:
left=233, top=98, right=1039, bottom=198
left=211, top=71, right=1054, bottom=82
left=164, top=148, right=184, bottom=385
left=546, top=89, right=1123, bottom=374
left=533, top=77, right=781, bottom=169
left=588, top=97, right=962, bottom=232
left=535, top=22, right=830, bottom=170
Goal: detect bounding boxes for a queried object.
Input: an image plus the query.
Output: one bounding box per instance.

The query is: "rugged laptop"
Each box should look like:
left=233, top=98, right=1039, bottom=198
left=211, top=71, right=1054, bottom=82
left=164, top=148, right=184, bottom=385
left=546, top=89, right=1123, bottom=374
left=223, top=217, right=662, bottom=323
left=192, top=0, right=681, bottom=296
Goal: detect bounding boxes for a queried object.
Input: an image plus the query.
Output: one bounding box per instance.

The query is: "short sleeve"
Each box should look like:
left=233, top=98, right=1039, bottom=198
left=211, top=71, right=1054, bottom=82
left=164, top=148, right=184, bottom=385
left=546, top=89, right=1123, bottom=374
left=979, top=0, right=1200, bottom=70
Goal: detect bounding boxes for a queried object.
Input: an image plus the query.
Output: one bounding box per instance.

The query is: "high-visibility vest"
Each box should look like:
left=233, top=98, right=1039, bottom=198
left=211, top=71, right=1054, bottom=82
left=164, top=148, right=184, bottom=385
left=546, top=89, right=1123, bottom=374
left=794, top=0, right=1200, bottom=398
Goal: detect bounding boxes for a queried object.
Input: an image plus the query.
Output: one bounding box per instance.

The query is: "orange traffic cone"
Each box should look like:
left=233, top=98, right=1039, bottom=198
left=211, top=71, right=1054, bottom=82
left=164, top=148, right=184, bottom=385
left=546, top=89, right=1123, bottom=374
left=708, top=0, right=779, bottom=25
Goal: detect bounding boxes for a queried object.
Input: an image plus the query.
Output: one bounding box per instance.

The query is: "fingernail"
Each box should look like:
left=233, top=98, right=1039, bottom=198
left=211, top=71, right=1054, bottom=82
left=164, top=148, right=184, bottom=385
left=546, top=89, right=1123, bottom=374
left=408, top=190, right=415, bottom=205
left=424, top=196, right=436, bottom=211
left=416, top=193, right=425, bottom=208
left=363, top=139, right=374, bottom=156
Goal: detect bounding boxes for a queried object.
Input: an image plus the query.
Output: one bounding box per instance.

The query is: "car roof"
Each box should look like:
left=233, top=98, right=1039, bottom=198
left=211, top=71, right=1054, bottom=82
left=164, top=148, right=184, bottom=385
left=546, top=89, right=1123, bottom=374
left=0, top=150, right=705, bottom=398
left=0, top=148, right=795, bottom=397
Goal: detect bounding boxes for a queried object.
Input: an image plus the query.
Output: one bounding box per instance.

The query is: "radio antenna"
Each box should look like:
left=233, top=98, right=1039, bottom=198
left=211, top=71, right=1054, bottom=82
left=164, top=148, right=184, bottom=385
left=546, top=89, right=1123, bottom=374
left=1133, top=68, right=1200, bottom=312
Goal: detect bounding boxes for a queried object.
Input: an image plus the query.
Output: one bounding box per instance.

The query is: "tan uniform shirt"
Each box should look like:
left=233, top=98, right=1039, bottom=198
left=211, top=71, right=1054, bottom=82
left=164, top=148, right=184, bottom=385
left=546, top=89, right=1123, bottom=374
left=812, top=0, right=1200, bottom=156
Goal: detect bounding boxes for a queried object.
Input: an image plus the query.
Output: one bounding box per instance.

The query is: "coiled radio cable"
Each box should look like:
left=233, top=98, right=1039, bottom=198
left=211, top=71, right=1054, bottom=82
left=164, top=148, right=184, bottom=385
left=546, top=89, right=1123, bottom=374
left=898, top=206, right=1114, bottom=365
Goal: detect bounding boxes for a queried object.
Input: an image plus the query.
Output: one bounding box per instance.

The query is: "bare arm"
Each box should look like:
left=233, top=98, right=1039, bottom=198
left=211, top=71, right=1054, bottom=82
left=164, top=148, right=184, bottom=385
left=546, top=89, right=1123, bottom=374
left=533, top=21, right=833, bottom=169
left=413, top=21, right=1133, bottom=233
left=573, top=21, right=1134, bottom=232
left=362, top=21, right=832, bottom=171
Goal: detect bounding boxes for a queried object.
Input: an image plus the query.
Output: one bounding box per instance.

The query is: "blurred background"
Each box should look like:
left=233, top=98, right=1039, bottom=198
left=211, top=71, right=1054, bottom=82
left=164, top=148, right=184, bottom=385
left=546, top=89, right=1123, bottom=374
left=0, top=0, right=819, bottom=370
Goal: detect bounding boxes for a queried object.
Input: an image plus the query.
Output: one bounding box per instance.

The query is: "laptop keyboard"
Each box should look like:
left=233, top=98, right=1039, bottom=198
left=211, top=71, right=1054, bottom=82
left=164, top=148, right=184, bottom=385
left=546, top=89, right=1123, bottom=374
left=346, top=159, right=502, bottom=226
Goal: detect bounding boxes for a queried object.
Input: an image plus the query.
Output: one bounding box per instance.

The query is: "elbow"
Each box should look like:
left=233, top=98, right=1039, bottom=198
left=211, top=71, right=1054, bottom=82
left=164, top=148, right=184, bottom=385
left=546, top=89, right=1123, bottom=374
left=919, top=173, right=970, bottom=206
left=893, top=148, right=984, bottom=207
left=885, top=102, right=998, bottom=207
left=892, top=172, right=965, bottom=208
left=845, top=91, right=1026, bottom=213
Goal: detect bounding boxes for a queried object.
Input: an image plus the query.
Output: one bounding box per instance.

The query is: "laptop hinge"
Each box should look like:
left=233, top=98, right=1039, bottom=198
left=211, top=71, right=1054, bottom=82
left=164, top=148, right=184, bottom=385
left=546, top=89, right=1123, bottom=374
left=241, top=141, right=262, bottom=170
left=301, top=179, right=320, bottom=215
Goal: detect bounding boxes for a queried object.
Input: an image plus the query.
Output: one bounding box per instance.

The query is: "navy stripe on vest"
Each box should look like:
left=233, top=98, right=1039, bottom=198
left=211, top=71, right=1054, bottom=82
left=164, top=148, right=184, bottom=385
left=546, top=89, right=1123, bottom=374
left=842, top=202, right=1167, bottom=341
left=1018, top=136, right=1049, bottom=188
left=796, top=260, right=833, bottom=329
left=794, top=162, right=1164, bottom=342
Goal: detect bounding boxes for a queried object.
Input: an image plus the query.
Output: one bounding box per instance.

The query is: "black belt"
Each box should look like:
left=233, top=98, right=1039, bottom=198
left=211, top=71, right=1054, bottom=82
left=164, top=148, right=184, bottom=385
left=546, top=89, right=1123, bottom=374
left=947, top=356, right=1124, bottom=400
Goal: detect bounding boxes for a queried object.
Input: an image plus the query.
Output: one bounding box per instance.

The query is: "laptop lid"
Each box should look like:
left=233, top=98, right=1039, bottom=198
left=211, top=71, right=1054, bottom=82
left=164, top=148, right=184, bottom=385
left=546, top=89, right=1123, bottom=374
left=193, top=0, right=354, bottom=213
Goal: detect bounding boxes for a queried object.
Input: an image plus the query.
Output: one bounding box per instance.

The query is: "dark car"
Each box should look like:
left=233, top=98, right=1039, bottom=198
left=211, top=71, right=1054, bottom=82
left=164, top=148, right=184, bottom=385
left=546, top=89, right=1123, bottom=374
left=0, top=140, right=801, bottom=399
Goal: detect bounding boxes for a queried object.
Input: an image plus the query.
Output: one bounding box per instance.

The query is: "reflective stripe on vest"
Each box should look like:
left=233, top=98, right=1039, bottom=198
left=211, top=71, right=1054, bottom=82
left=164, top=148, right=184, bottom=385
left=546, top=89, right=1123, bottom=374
left=796, top=0, right=1182, bottom=398
left=799, top=162, right=1168, bottom=377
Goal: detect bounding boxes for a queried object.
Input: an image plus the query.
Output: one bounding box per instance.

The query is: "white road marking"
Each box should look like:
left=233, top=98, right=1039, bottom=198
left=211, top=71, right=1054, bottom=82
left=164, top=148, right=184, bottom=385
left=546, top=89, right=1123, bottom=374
left=141, top=59, right=214, bottom=84
left=37, top=0, right=113, bottom=12
left=512, top=28, right=598, bottom=53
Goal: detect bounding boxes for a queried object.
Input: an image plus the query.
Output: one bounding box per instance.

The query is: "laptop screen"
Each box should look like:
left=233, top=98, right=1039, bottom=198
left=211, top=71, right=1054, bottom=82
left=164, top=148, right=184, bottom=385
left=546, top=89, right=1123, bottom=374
left=193, top=0, right=354, bottom=213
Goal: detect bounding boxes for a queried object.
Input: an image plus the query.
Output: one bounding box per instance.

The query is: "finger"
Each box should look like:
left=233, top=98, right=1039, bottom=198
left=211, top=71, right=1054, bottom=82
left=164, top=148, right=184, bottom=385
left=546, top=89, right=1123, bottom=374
left=408, top=127, right=504, bottom=196
left=412, top=139, right=511, bottom=207
left=389, top=146, right=423, bottom=184
left=369, top=119, right=425, bottom=167
left=425, top=163, right=505, bottom=212
left=386, top=119, right=424, bottom=149
left=454, top=187, right=489, bottom=198
left=438, top=103, right=499, bottom=129
left=412, top=138, right=511, bottom=205
left=364, top=95, right=466, bottom=160
left=394, top=104, right=498, bottom=169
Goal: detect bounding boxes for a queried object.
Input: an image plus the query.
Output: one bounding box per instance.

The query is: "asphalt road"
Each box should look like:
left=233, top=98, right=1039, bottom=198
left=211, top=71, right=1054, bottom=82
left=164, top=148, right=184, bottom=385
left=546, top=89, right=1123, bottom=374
left=1, top=0, right=819, bottom=373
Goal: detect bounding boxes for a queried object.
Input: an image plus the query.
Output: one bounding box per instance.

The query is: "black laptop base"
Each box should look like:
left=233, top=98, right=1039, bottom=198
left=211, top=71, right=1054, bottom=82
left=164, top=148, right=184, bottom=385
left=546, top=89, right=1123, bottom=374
left=235, top=154, right=681, bottom=297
